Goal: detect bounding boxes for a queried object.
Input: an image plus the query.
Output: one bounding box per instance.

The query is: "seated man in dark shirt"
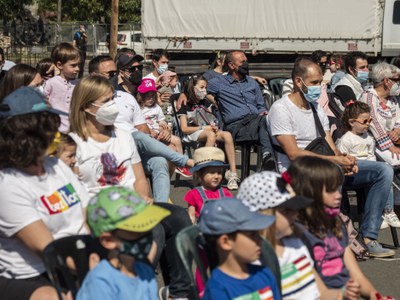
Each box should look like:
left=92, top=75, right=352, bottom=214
left=206, top=50, right=273, bottom=169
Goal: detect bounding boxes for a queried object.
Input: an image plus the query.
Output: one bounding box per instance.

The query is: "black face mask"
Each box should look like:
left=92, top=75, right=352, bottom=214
left=129, top=69, right=143, bottom=85
left=237, top=61, right=249, bottom=76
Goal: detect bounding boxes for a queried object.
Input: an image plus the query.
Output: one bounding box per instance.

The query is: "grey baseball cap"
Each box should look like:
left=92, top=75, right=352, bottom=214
left=197, top=197, right=275, bottom=235
left=0, top=87, right=68, bottom=119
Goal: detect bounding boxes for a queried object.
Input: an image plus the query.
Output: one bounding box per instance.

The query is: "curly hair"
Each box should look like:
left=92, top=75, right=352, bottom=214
left=287, top=156, right=344, bottom=240
left=0, top=112, right=60, bottom=169
left=340, top=101, right=371, bottom=133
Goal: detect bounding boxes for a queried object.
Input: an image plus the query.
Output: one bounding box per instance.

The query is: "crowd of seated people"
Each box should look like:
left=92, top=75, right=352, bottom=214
left=0, top=42, right=398, bottom=300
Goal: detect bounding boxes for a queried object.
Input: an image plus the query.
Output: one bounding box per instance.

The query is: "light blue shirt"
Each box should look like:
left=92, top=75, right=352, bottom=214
left=76, top=259, right=158, bottom=300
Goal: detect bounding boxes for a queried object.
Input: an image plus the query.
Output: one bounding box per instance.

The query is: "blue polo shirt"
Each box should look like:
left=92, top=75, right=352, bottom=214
left=207, top=74, right=266, bottom=124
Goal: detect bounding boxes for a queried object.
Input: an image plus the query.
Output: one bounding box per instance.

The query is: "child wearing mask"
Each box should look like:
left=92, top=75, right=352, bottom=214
left=238, top=171, right=351, bottom=300
left=176, top=75, right=239, bottom=190
left=76, top=186, right=171, bottom=300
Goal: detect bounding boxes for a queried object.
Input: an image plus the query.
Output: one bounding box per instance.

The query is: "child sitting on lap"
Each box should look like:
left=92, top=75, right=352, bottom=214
left=198, top=198, right=280, bottom=300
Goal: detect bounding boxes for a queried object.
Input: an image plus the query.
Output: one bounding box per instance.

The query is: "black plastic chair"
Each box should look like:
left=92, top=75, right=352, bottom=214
left=43, top=235, right=104, bottom=299
left=175, top=225, right=282, bottom=299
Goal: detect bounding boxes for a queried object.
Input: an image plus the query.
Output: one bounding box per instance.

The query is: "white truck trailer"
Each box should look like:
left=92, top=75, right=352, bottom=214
left=141, top=0, right=400, bottom=77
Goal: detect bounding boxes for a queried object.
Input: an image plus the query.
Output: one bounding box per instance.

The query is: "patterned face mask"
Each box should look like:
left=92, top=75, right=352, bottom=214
left=119, top=232, right=153, bottom=261
left=195, top=87, right=207, bottom=100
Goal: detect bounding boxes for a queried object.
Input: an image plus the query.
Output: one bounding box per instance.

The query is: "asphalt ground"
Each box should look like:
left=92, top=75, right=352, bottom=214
left=166, top=150, right=400, bottom=298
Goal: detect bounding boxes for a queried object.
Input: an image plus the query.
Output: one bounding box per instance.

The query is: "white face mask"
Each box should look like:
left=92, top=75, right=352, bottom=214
left=91, top=100, right=119, bottom=125
left=389, top=80, right=400, bottom=96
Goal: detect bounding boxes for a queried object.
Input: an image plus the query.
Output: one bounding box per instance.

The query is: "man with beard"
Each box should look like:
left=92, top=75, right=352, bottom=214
left=207, top=50, right=274, bottom=170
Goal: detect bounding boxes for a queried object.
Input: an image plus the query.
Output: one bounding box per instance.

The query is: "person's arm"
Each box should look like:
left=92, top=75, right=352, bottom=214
left=132, top=162, right=152, bottom=203
left=343, top=246, right=378, bottom=299
left=135, top=123, right=151, bottom=134
left=253, top=79, right=267, bottom=113
left=16, top=220, right=54, bottom=255
left=179, top=114, right=212, bottom=135
left=187, top=206, right=196, bottom=224
left=313, top=269, right=342, bottom=299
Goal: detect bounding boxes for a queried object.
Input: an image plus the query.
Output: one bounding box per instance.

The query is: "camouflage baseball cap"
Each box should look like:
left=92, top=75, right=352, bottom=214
left=87, top=187, right=171, bottom=237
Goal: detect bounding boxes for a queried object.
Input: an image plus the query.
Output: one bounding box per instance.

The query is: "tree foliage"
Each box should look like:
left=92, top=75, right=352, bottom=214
left=37, top=0, right=141, bottom=23
left=0, top=0, right=33, bottom=21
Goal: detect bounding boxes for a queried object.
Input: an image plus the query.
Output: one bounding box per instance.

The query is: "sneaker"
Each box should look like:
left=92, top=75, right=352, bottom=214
left=380, top=219, right=389, bottom=229
left=382, top=210, right=400, bottom=227
left=365, top=240, right=395, bottom=258
left=225, top=170, right=240, bottom=190
left=175, top=166, right=192, bottom=178
left=158, top=286, right=169, bottom=300
left=261, top=153, right=276, bottom=171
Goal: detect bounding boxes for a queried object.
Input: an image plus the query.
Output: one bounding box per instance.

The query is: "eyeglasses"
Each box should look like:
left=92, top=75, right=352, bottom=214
left=105, top=70, right=117, bottom=78
left=352, top=117, right=372, bottom=125
left=126, top=65, right=143, bottom=72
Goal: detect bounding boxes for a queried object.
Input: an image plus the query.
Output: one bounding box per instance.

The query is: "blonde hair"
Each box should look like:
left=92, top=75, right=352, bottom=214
left=69, top=76, right=114, bottom=140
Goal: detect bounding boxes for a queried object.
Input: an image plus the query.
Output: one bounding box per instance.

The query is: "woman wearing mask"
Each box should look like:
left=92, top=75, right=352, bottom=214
left=69, top=76, right=193, bottom=299
left=359, top=62, right=400, bottom=166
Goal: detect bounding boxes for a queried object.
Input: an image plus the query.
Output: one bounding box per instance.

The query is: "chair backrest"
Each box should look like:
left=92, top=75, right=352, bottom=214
left=176, top=225, right=282, bottom=298
left=43, top=235, right=101, bottom=298
left=268, top=78, right=287, bottom=98
left=175, top=225, right=208, bottom=300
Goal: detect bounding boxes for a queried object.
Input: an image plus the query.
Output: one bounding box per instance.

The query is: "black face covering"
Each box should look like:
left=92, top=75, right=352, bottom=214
left=237, top=61, right=249, bottom=76
left=128, top=69, right=143, bottom=86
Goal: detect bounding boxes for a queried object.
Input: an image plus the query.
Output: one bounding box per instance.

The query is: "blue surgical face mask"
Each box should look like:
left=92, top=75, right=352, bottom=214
left=300, top=79, right=322, bottom=102
left=157, top=63, right=168, bottom=75
left=355, top=70, right=369, bottom=83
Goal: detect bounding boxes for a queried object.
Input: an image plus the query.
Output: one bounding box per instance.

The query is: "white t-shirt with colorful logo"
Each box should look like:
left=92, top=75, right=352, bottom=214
left=279, top=237, right=320, bottom=299
left=0, top=157, right=90, bottom=279
left=70, top=129, right=141, bottom=198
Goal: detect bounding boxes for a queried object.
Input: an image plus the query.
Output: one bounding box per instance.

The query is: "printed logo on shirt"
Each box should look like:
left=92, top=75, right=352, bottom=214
left=97, top=153, right=127, bottom=186
left=40, top=183, right=81, bottom=215
left=313, top=236, right=344, bottom=277
left=233, top=286, right=273, bottom=300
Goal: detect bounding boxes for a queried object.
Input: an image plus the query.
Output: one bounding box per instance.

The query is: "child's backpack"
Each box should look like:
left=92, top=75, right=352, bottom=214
left=193, top=105, right=219, bottom=127
left=339, top=213, right=370, bottom=260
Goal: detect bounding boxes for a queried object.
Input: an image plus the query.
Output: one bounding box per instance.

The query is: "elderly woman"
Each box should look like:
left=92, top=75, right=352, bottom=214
left=359, top=62, right=400, bottom=165
left=360, top=62, right=400, bottom=228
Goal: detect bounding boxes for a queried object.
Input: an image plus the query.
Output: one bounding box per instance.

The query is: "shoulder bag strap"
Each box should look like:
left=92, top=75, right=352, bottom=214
left=309, top=103, right=326, bottom=138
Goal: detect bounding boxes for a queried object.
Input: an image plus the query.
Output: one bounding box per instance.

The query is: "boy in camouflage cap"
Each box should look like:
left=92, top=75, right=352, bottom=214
left=76, top=186, right=170, bottom=300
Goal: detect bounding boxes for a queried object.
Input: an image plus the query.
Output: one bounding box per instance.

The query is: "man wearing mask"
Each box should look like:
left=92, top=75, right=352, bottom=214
left=207, top=50, right=274, bottom=170
left=113, top=50, right=144, bottom=95
left=268, top=57, right=395, bottom=258
left=332, top=51, right=369, bottom=102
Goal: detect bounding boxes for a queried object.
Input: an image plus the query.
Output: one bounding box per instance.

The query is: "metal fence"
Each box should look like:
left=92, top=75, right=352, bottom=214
left=0, top=22, right=140, bottom=66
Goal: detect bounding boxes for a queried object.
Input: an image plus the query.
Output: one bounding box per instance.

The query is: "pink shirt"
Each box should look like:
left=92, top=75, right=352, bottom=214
left=184, top=187, right=233, bottom=218
left=44, top=76, right=78, bottom=133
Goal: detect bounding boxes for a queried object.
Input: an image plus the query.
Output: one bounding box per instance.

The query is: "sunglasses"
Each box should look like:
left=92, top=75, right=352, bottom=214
left=126, top=65, right=143, bottom=72
left=352, top=117, right=372, bottom=125
left=105, top=70, right=117, bottom=78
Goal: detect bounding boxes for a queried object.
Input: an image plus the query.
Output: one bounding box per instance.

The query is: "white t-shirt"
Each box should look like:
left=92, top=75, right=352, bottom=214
left=141, top=105, right=165, bottom=132
left=279, top=237, right=320, bottom=300
left=336, top=131, right=376, bottom=161
left=70, top=129, right=141, bottom=198
left=268, top=96, right=330, bottom=170
left=114, top=90, right=146, bottom=133
left=0, top=157, right=89, bottom=279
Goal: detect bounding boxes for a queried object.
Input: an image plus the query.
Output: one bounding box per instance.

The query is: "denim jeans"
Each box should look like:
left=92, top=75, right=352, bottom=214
left=132, top=131, right=188, bottom=167
left=152, top=203, right=192, bottom=298
left=133, top=131, right=189, bottom=203
left=343, top=160, right=393, bottom=240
